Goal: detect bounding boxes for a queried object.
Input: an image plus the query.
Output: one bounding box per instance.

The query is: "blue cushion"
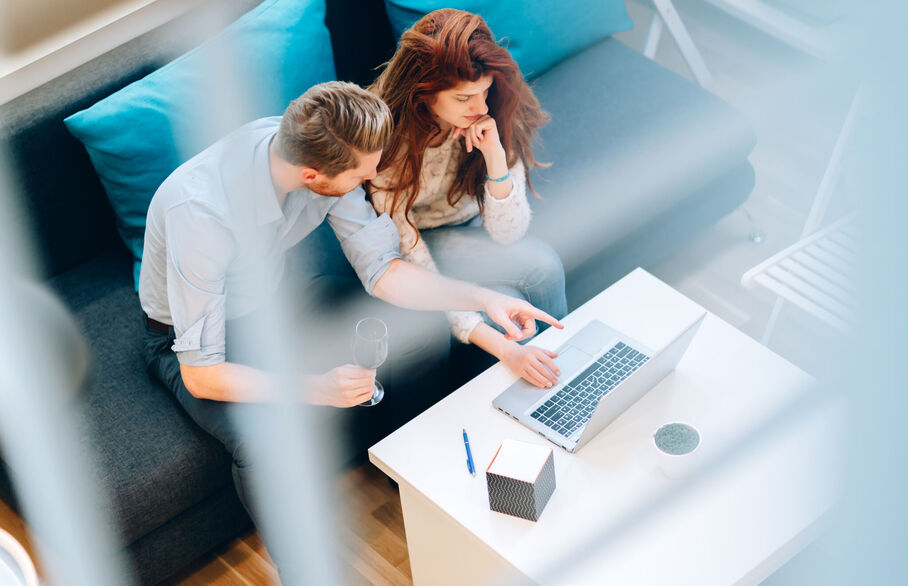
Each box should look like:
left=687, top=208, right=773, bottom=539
left=384, top=0, right=632, bottom=79
left=64, top=0, right=336, bottom=287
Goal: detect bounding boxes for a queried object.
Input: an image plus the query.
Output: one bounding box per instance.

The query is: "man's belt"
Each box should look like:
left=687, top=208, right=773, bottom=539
left=145, top=314, right=172, bottom=333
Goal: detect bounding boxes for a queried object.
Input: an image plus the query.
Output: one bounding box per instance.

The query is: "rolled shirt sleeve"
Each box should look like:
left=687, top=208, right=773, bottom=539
left=165, top=201, right=235, bottom=367
left=326, top=187, right=401, bottom=295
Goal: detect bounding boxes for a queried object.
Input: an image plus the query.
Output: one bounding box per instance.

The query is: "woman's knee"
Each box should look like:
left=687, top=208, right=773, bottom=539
left=514, top=237, right=565, bottom=288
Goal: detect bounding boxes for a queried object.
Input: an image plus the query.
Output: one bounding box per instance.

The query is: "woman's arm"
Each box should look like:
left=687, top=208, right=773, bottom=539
left=481, top=159, right=531, bottom=245
left=456, top=116, right=532, bottom=245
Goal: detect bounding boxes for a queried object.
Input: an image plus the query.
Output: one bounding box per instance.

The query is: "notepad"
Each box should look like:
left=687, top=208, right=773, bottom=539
left=486, top=439, right=556, bottom=522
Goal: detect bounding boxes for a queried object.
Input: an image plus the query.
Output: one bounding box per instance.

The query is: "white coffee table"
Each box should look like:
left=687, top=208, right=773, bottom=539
left=369, top=269, right=843, bottom=585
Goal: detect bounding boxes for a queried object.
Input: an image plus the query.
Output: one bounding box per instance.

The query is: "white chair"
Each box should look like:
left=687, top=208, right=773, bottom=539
left=742, top=87, right=863, bottom=343
left=634, top=0, right=714, bottom=87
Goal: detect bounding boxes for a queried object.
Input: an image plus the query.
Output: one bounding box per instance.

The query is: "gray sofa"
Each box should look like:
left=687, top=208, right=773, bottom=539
left=530, top=35, right=755, bottom=307
left=0, top=0, right=753, bottom=583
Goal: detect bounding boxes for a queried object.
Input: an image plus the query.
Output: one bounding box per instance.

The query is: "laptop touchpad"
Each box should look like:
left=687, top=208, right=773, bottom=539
left=570, top=320, right=614, bottom=355
left=554, top=346, right=593, bottom=378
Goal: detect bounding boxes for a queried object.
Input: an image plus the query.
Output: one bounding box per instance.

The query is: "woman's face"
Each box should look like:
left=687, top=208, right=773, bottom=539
left=428, top=75, right=493, bottom=130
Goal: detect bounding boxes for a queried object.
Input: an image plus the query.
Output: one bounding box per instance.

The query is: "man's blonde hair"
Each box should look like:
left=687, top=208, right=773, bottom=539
left=276, top=81, right=392, bottom=176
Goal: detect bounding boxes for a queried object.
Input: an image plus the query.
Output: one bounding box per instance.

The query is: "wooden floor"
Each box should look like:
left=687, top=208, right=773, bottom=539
left=0, top=462, right=411, bottom=585
left=170, top=463, right=412, bottom=585
left=0, top=488, right=45, bottom=581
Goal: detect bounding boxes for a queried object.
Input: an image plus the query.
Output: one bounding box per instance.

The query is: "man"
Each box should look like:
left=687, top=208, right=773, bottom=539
left=138, top=81, right=561, bottom=580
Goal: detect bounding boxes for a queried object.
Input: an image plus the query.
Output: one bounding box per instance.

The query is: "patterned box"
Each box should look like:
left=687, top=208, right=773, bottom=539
left=486, top=439, right=556, bottom=522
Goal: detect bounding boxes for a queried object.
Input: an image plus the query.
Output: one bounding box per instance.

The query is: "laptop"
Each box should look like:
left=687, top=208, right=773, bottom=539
left=492, top=312, right=706, bottom=453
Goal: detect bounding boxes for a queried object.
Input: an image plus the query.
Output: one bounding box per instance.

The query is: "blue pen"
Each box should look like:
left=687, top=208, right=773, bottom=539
left=462, top=428, right=476, bottom=477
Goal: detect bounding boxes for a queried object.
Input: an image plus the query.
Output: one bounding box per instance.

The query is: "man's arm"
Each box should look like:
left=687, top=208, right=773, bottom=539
left=179, top=361, right=376, bottom=407
left=326, top=189, right=563, bottom=338
left=372, top=259, right=485, bottom=311
left=372, top=259, right=563, bottom=340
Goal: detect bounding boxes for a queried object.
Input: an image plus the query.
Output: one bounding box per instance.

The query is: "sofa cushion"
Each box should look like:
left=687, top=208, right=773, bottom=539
left=49, top=251, right=238, bottom=547
left=63, top=0, right=336, bottom=287
left=384, top=0, right=632, bottom=78
left=527, top=37, right=756, bottom=275
left=564, top=163, right=755, bottom=307
left=128, top=485, right=249, bottom=584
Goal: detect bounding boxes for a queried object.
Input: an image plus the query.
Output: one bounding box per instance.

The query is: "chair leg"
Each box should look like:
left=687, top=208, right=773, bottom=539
left=737, top=205, right=766, bottom=244
left=762, top=297, right=785, bottom=345
left=651, top=0, right=713, bottom=87
left=643, top=13, right=664, bottom=59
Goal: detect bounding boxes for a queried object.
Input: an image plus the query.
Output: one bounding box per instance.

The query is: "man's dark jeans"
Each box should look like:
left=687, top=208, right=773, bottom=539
left=140, top=271, right=450, bottom=582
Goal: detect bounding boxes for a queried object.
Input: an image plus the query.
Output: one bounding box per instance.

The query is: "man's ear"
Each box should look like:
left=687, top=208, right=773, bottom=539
left=299, top=167, right=319, bottom=184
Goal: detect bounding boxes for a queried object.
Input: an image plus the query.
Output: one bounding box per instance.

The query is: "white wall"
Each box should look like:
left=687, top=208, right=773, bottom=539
left=0, top=0, right=207, bottom=104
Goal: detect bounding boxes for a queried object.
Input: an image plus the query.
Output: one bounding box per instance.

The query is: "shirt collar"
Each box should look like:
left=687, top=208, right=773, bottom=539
left=252, top=133, right=324, bottom=225
left=252, top=133, right=285, bottom=226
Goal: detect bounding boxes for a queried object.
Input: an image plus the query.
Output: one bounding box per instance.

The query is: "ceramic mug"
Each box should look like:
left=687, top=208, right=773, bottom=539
left=653, top=422, right=701, bottom=478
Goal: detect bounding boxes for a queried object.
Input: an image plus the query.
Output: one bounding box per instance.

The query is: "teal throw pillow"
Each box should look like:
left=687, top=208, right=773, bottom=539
left=384, top=0, right=633, bottom=79
left=64, top=0, right=336, bottom=287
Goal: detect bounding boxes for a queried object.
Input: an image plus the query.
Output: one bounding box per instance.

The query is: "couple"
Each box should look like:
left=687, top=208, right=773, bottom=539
left=139, top=8, right=566, bottom=581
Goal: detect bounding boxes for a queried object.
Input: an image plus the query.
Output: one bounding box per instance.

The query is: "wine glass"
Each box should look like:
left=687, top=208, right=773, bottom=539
left=352, top=317, right=388, bottom=406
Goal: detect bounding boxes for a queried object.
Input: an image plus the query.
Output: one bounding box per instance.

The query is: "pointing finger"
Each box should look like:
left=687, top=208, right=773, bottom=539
left=529, top=308, right=564, bottom=329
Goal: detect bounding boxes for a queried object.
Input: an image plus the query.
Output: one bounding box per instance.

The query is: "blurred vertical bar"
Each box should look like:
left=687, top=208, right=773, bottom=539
left=744, top=1, right=908, bottom=582
left=0, top=152, right=131, bottom=582
left=168, top=2, right=344, bottom=582
left=819, top=0, right=908, bottom=583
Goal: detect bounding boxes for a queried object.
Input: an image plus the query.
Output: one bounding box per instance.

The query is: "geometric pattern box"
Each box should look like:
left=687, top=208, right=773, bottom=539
left=486, top=439, right=556, bottom=522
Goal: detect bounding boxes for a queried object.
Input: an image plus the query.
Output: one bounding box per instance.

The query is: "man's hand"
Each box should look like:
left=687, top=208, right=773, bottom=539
left=308, top=364, right=376, bottom=408
left=501, top=342, right=560, bottom=388
left=481, top=290, right=564, bottom=341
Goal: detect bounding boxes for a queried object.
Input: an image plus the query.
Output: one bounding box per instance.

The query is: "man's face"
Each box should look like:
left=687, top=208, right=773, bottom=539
left=307, top=149, right=382, bottom=197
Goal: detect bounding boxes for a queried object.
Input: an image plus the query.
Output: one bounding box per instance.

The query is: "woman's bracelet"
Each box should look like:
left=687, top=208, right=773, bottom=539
left=485, top=171, right=510, bottom=183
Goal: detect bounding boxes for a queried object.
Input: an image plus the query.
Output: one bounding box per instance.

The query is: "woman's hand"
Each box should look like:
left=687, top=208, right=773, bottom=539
left=454, top=115, right=511, bottom=197
left=502, top=342, right=560, bottom=388
left=453, top=115, right=505, bottom=160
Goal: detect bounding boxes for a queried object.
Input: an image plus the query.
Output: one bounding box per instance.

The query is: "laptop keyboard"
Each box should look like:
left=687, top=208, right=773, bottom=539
left=530, top=342, right=649, bottom=438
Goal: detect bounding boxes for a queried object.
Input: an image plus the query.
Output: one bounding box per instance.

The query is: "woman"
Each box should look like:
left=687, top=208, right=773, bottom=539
left=368, top=8, right=568, bottom=389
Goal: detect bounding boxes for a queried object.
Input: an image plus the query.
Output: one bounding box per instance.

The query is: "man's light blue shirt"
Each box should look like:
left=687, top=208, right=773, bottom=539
left=138, top=117, right=400, bottom=367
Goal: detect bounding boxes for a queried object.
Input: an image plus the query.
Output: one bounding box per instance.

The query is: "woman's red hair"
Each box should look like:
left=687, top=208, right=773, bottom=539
left=368, top=8, right=549, bottom=229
